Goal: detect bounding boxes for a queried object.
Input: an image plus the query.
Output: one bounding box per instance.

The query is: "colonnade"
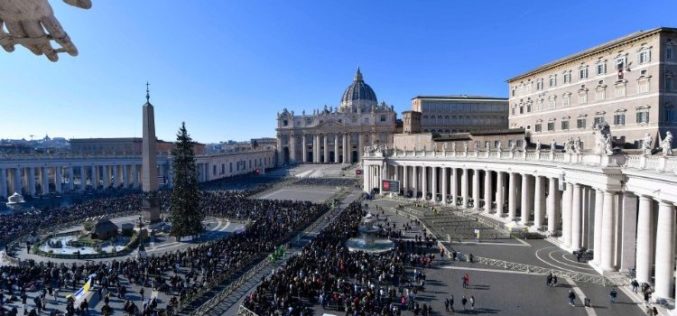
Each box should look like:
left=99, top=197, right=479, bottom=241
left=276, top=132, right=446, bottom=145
left=0, top=164, right=146, bottom=197
left=363, top=158, right=677, bottom=301
left=283, top=132, right=385, bottom=164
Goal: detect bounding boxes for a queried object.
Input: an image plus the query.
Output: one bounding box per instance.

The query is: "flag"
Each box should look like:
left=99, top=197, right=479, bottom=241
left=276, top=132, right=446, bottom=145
left=73, top=276, right=92, bottom=303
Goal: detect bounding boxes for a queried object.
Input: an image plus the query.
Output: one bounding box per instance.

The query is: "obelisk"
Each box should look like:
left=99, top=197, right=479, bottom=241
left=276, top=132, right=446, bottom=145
left=141, top=82, right=160, bottom=222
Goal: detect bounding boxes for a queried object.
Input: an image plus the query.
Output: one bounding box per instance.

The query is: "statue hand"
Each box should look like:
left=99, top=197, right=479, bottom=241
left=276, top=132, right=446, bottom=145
left=0, top=0, right=91, bottom=61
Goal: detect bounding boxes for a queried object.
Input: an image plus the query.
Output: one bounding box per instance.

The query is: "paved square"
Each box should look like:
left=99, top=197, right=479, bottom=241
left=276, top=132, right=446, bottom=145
left=257, top=185, right=338, bottom=203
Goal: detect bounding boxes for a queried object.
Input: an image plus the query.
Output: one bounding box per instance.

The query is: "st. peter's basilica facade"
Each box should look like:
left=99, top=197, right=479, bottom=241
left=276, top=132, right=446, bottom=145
left=276, top=69, right=398, bottom=165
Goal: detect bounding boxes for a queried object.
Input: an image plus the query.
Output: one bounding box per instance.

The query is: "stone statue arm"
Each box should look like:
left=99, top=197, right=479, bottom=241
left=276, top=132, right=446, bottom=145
left=0, top=0, right=92, bottom=61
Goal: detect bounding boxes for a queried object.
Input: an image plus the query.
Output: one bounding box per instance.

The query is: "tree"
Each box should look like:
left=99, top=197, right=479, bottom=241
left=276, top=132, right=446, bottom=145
left=169, top=122, right=203, bottom=240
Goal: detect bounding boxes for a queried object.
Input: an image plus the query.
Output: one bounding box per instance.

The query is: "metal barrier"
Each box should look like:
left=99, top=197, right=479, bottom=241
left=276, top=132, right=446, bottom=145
left=237, top=305, right=259, bottom=316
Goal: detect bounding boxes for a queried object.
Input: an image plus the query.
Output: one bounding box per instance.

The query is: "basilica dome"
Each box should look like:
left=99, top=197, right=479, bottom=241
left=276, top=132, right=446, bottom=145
left=340, top=68, right=378, bottom=112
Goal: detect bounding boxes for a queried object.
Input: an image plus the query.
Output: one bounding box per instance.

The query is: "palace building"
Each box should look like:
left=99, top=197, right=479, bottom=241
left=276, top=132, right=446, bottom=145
left=509, top=27, right=677, bottom=149
left=276, top=68, right=398, bottom=165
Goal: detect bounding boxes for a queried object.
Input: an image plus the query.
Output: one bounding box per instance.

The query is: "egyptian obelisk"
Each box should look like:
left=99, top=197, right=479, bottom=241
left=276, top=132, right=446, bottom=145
left=141, top=82, right=160, bottom=222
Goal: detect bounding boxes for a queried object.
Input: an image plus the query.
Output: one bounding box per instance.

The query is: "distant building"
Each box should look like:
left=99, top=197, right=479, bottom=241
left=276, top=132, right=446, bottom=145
left=70, top=138, right=206, bottom=156
left=409, top=95, right=509, bottom=134
left=508, top=27, right=677, bottom=149
left=276, top=68, right=398, bottom=165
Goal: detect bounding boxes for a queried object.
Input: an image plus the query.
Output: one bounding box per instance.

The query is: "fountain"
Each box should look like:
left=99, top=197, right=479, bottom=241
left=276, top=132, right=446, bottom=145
left=5, top=192, right=26, bottom=210
left=345, top=213, right=395, bottom=253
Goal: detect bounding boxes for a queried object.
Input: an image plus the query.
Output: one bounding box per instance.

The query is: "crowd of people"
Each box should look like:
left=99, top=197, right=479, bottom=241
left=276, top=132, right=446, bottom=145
left=0, top=186, right=330, bottom=315
left=243, top=201, right=440, bottom=316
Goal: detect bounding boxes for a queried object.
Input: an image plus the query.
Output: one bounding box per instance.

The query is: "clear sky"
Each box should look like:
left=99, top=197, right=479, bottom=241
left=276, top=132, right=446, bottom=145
left=2, top=0, right=676, bottom=143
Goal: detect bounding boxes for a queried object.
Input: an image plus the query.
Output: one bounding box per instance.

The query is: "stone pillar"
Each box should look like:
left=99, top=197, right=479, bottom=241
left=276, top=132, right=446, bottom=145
left=496, top=171, right=505, bottom=216
left=654, top=201, right=675, bottom=299
left=508, top=172, right=517, bottom=221
left=600, top=191, right=617, bottom=271
left=323, top=135, right=329, bottom=163
left=0, top=168, right=7, bottom=198
left=451, top=168, right=458, bottom=206
left=635, top=195, right=653, bottom=284
left=561, top=183, right=573, bottom=247
left=14, top=167, right=22, bottom=195
left=570, top=184, right=583, bottom=251
left=67, top=166, right=74, bottom=191
left=346, top=133, right=352, bottom=163
left=520, top=174, right=532, bottom=225
left=28, top=167, right=36, bottom=196
left=620, top=193, right=638, bottom=273
left=290, top=135, right=297, bottom=162
left=363, top=164, right=370, bottom=192
left=412, top=166, right=418, bottom=198
left=342, top=134, right=348, bottom=164
left=80, top=166, right=87, bottom=191
left=41, top=167, right=49, bottom=195
left=403, top=165, right=409, bottom=195
left=334, top=134, right=340, bottom=163
left=593, top=189, right=605, bottom=265
left=461, top=168, right=469, bottom=208
left=55, top=167, right=62, bottom=193
left=313, top=134, right=320, bottom=163
left=421, top=166, right=428, bottom=200
left=534, top=176, right=545, bottom=229
left=547, top=177, right=558, bottom=234
left=111, top=166, right=118, bottom=188
left=358, top=134, right=364, bottom=163
left=103, top=166, right=111, bottom=188
left=122, top=164, right=130, bottom=188
left=431, top=167, right=437, bottom=202
left=442, top=167, right=448, bottom=205
left=302, top=135, right=307, bottom=163
left=472, top=169, right=480, bottom=210
left=484, top=170, right=492, bottom=213
left=379, top=165, right=385, bottom=194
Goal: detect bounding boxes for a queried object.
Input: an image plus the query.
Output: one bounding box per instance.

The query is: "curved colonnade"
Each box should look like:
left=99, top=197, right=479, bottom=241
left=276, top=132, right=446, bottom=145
left=363, top=148, right=677, bottom=302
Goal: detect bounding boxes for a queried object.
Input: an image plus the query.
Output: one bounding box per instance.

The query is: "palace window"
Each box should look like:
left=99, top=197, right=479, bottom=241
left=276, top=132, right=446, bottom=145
left=615, top=82, right=626, bottom=97
left=579, top=65, right=589, bottom=80
left=639, top=47, right=652, bottom=64
left=547, top=122, right=555, bottom=131
left=563, top=71, right=572, bottom=84
left=578, top=91, right=588, bottom=104
left=596, top=61, right=607, bottom=75
left=576, top=118, right=586, bottom=129
left=561, top=120, right=570, bottom=130
left=666, top=106, right=677, bottom=122
left=666, top=75, right=673, bottom=91
left=283, top=120, right=288, bottom=126
left=638, top=79, right=650, bottom=94
left=636, top=107, right=650, bottom=124
left=562, top=94, right=571, bottom=107
left=668, top=46, right=673, bottom=59
left=519, top=106, right=524, bottom=114
left=595, top=86, right=606, bottom=101
left=613, top=112, right=626, bottom=126
left=593, top=115, right=605, bottom=126
left=549, top=75, right=557, bottom=87
left=534, top=124, right=542, bottom=132
left=380, top=115, right=386, bottom=122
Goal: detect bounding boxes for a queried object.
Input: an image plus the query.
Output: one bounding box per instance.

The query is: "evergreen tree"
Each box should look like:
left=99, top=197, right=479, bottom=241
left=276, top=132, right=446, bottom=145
left=169, top=122, right=203, bottom=240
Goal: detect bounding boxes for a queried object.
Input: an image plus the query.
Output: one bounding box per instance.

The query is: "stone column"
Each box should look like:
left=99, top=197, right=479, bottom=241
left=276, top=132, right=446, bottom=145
left=346, top=133, right=352, bottom=163
left=484, top=170, right=492, bottom=213
left=620, top=193, right=638, bottom=273
left=442, top=167, right=448, bottom=205
left=358, top=133, right=364, bottom=163
left=592, top=189, right=605, bottom=265
left=67, top=166, right=74, bottom=191
left=342, top=134, right=348, bottom=164
left=547, top=178, right=558, bottom=233
left=496, top=171, right=505, bottom=216
left=635, top=195, right=653, bottom=284
left=28, top=167, right=36, bottom=196
left=508, top=172, right=517, bottom=221
left=472, top=169, right=480, bottom=210
left=314, top=134, right=320, bottom=163
left=80, top=166, right=87, bottom=191
left=290, top=135, right=297, bottom=162
left=461, top=168, right=469, bottom=208
left=431, top=167, right=437, bottom=202
left=421, top=166, right=428, bottom=200
left=323, top=135, right=329, bottom=163
left=412, top=166, right=418, bottom=198
left=561, top=183, right=573, bottom=247
left=14, top=167, right=22, bottom=195
left=451, top=168, right=458, bottom=206
left=0, top=168, right=7, bottom=198
left=55, top=167, right=62, bottom=193
left=302, top=135, right=307, bottom=163
left=570, top=184, right=583, bottom=251
left=403, top=165, right=409, bottom=195
left=103, top=166, right=111, bottom=188
left=112, top=166, right=119, bottom=188
left=534, top=176, right=545, bottom=229
left=334, top=134, right=340, bottom=163
left=123, top=164, right=130, bottom=188
left=520, top=174, right=532, bottom=225
left=363, top=164, right=370, bottom=192
left=41, top=167, right=49, bottom=195
left=600, top=191, right=616, bottom=271
left=654, top=201, right=675, bottom=299
left=379, top=165, right=386, bottom=194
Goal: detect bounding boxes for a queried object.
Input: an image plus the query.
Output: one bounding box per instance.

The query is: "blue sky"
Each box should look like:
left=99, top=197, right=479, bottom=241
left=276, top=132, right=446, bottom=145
left=2, top=0, right=676, bottom=143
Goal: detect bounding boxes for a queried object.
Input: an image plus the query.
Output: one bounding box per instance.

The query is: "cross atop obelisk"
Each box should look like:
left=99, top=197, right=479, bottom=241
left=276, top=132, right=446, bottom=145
left=141, top=82, right=160, bottom=222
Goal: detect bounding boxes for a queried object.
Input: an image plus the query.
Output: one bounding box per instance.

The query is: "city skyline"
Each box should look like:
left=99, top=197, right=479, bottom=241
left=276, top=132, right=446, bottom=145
left=2, top=0, right=676, bottom=143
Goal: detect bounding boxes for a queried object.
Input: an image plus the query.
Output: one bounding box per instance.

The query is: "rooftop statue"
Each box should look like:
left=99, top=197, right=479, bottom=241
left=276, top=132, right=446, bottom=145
left=0, top=0, right=91, bottom=62
left=535, top=140, right=541, bottom=151
left=592, top=121, right=614, bottom=155
left=642, top=132, right=654, bottom=155
left=661, top=131, right=674, bottom=156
